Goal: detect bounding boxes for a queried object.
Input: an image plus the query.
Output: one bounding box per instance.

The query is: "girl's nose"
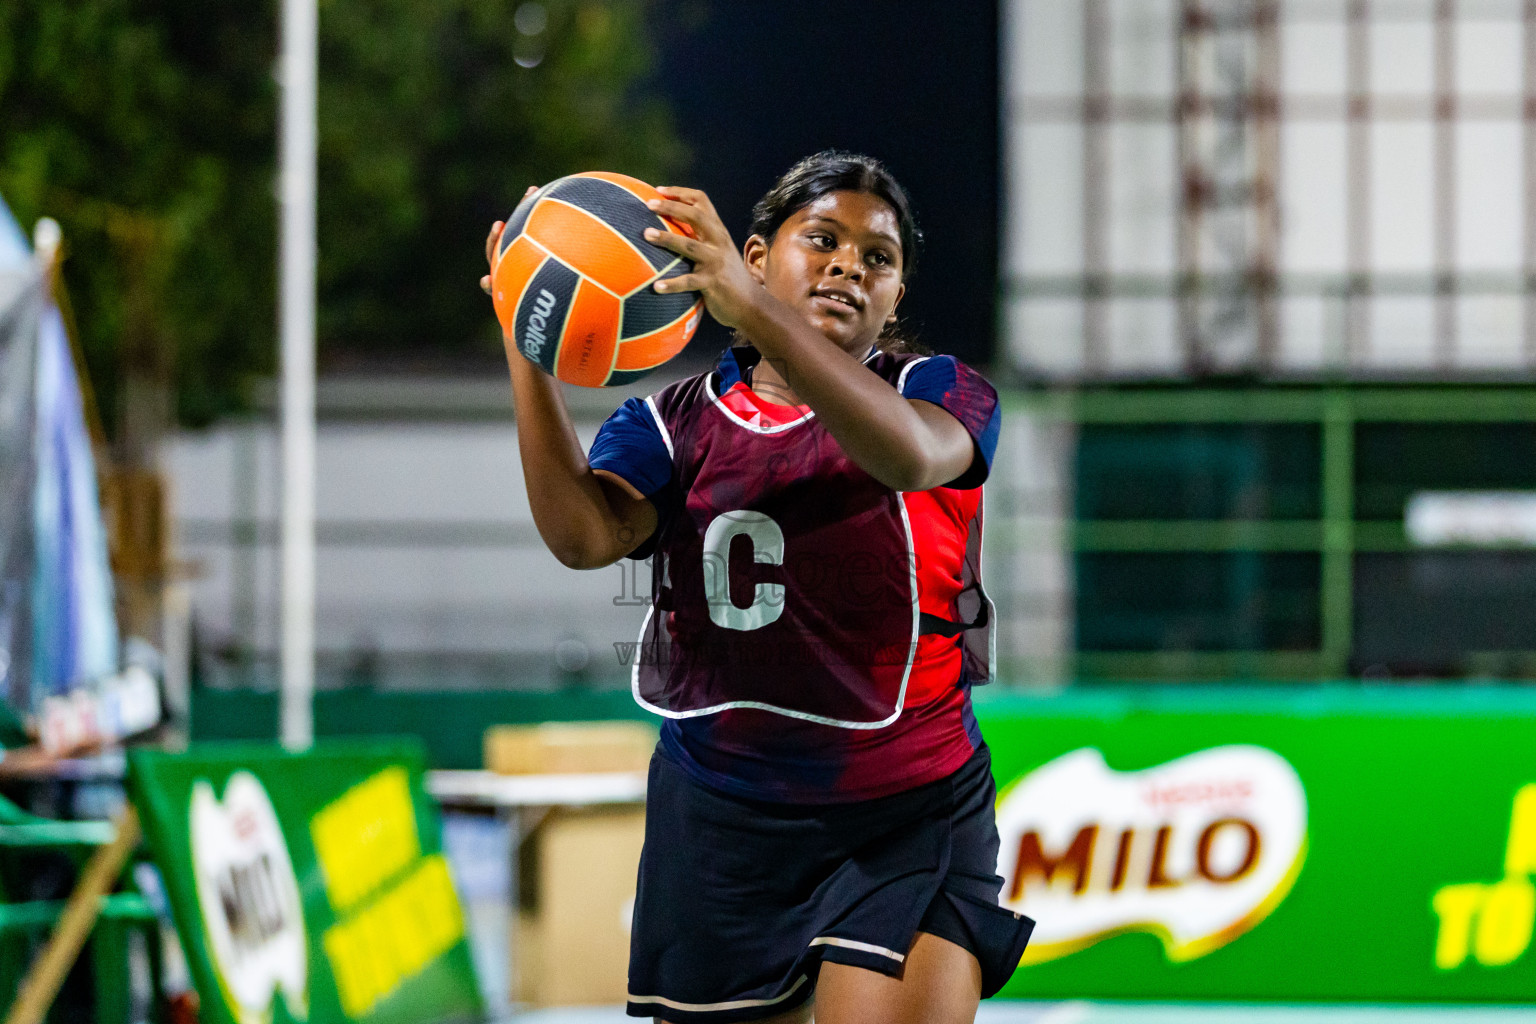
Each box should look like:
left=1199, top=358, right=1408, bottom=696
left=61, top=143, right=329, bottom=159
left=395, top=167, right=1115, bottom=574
left=828, top=250, right=863, bottom=280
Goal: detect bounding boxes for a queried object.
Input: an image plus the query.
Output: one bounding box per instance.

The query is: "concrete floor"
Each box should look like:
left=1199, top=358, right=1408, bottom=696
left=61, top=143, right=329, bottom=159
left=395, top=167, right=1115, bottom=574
left=506, top=1004, right=1536, bottom=1023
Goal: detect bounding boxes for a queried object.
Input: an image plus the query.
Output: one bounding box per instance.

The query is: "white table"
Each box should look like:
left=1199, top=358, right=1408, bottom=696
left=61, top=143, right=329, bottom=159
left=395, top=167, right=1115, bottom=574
left=426, top=769, right=648, bottom=1011
left=426, top=770, right=647, bottom=810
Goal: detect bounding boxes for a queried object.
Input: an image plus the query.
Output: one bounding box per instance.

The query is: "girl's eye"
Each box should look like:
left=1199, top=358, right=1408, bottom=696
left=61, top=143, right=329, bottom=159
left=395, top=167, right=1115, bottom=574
left=868, top=250, right=892, bottom=267
left=811, top=233, right=835, bottom=248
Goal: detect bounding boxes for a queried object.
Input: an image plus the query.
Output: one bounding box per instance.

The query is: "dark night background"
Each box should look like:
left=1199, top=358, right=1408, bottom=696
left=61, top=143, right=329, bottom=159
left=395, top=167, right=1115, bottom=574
left=0, top=0, right=1000, bottom=428
left=651, top=2, right=1000, bottom=370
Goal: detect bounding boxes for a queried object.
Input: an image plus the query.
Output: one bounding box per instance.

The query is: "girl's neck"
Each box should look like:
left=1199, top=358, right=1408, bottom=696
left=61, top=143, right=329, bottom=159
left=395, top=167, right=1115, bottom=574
left=744, top=340, right=878, bottom=407
left=747, top=355, right=803, bottom=407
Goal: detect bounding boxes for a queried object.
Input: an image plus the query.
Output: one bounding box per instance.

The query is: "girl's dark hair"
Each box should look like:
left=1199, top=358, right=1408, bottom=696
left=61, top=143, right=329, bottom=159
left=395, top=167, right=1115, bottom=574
left=748, top=150, right=929, bottom=353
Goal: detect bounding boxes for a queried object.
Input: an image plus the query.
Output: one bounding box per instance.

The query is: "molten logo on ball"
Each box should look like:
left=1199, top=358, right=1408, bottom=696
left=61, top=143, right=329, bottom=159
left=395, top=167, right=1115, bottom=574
left=525, top=288, right=557, bottom=360
left=996, top=746, right=1307, bottom=964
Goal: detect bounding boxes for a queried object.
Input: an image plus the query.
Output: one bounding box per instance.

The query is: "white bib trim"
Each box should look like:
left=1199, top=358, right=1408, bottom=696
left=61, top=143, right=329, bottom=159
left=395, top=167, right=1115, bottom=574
left=628, top=494, right=920, bottom=730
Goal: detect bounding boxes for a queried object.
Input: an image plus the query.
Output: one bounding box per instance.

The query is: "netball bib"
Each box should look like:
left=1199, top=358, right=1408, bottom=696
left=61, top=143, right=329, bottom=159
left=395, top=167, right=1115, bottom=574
left=630, top=349, right=931, bottom=728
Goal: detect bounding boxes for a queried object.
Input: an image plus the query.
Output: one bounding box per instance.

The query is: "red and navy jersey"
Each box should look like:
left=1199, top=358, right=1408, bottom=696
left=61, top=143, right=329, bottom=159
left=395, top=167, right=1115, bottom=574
left=588, top=344, right=1001, bottom=803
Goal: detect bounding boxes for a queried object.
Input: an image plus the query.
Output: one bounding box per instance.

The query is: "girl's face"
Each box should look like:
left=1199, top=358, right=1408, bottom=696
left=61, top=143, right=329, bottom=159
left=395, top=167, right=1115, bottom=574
left=744, top=190, right=906, bottom=354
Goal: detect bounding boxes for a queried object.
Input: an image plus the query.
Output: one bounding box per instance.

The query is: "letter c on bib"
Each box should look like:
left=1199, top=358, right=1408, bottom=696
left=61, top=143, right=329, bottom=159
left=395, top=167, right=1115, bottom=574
left=702, top=510, right=785, bottom=631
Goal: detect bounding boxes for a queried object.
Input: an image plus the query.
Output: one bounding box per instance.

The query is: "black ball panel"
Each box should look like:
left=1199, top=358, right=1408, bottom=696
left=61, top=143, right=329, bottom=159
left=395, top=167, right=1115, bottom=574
left=621, top=280, right=700, bottom=340
left=500, top=183, right=551, bottom=258
left=603, top=367, right=654, bottom=387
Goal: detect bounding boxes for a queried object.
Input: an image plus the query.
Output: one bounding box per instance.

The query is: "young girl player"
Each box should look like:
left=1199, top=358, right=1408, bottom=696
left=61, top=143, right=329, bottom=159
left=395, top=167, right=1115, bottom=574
left=482, top=152, right=1032, bottom=1023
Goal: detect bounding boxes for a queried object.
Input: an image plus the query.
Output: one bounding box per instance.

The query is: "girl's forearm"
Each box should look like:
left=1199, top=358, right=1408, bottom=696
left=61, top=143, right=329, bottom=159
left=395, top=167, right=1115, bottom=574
left=738, top=299, right=973, bottom=491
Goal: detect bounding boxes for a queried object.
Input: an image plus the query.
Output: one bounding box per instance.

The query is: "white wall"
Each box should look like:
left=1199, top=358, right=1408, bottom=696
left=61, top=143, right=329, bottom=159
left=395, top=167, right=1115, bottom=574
left=168, top=417, right=644, bottom=686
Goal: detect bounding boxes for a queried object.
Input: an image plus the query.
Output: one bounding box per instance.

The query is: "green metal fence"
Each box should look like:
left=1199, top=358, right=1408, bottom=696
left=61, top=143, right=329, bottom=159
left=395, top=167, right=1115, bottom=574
left=1005, top=385, right=1536, bottom=683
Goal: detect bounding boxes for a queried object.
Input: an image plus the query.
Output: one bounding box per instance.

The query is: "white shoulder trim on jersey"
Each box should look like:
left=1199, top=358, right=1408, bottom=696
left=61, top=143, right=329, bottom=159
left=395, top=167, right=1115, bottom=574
left=644, top=395, right=675, bottom=459
left=628, top=495, right=920, bottom=731
left=895, top=354, right=932, bottom=394
left=704, top=374, right=816, bottom=435
left=629, top=974, right=809, bottom=1014
left=810, top=936, right=906, bottom=963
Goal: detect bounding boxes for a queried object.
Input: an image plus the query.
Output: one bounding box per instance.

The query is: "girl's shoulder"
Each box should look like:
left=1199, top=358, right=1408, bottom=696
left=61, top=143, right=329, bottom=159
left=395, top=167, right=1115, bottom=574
left=638, top=364, right=717, bottom=436
left=867, top=348, right=996, bottom=399
left=866, top=347, right=931, bottom=387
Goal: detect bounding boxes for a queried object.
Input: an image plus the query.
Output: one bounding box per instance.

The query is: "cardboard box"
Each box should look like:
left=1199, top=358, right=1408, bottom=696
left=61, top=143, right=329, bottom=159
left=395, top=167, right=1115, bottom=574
left=514, top=805, right=646, bottom=1006
left=485, top=721, right=655, bottom=775
left=487, top=720, right=654, bottom=1005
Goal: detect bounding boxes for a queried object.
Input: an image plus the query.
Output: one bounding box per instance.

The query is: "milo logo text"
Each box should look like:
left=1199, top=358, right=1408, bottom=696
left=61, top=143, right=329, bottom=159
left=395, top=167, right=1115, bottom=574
left=191, top=772, right=308, bottom=1024
left=216, top=852, right=291, bottom=954
left=997, top=746, right=1307, bottom=964
left=1011, top=815, right=1262, bottom=899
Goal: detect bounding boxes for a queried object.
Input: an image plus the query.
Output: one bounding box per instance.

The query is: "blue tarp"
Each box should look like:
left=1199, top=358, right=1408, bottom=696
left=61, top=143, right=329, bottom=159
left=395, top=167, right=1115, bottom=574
left=0, top=198, right=29, bottom=271
left=0, top=197, right=118, bottom=717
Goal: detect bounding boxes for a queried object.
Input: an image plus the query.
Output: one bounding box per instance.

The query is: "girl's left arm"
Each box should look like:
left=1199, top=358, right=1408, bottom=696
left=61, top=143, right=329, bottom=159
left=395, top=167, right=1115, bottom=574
left=642, top=188, right=977, bottom=492
left=727, top=287, right=976, bottom=492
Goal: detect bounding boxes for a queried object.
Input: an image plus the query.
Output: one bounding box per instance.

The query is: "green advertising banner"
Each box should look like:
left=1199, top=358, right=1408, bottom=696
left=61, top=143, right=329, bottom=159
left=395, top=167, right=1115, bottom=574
left=976, top=687, right=1536, bottom=1002
left=128, top=741, right=482, bottom=1024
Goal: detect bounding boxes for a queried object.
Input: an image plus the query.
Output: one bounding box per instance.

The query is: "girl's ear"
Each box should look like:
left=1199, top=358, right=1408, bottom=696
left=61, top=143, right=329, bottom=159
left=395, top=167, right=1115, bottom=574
left=885, top=281, right=906, bottom=324
left=743, top=234, right=769, bottom=285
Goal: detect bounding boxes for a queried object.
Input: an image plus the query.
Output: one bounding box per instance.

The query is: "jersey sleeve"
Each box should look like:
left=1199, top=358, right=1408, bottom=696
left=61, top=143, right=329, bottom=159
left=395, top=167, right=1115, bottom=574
left=900, top=355, right=1001, bottom=489
left=588, top=396, right=674, bottom=557
left=589, top=397, right=673, bottom=496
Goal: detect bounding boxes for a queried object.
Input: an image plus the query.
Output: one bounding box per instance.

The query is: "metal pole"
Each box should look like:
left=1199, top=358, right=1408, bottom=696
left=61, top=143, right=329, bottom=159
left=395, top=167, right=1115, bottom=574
left=279, top=0, right=317, bottom=750
left=1081, top=0, right=1109, bottom=373
left=1523, top=0, right=1536, bottom=363
left=1433, top=0, right=1457, bottom=368
left=1176, top=0, right=1201, bottom=367
left=1253, top=0, right=1281, bottom=369
left=1345, top=0, right=1371, bottom=366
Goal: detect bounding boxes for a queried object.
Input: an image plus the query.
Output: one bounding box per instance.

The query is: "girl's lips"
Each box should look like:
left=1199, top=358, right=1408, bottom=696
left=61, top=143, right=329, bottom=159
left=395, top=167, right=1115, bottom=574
left=811, top=293, right=859, bottom=315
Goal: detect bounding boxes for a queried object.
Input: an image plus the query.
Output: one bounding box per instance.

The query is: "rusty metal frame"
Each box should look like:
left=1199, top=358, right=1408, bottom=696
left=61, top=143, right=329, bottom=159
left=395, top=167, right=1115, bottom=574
left=1176, top=0, right=1282, bottom=373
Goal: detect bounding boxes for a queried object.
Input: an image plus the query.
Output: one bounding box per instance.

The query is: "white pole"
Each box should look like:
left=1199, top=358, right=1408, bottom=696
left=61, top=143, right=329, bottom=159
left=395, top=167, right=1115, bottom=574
left=279, top=0, right=317, bottom=751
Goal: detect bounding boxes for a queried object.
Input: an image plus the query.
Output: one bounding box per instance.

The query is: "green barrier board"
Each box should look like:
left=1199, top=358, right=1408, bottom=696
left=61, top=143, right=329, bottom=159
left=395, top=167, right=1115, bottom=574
left=977, top=688, right=1536, bottom=1002
left=128, top=741, right=483, bottom=1024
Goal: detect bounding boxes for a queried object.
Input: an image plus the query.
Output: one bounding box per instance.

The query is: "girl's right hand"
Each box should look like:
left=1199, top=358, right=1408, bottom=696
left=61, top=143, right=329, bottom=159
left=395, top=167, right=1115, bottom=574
left=479, top=221, right=504, bottom=296
left=641, top=186, right=763, bottom=331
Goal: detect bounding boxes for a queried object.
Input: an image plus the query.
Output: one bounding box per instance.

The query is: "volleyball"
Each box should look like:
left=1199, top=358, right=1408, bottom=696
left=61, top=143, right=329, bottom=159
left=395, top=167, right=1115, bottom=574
left=491, top=172, right=703, bottom=387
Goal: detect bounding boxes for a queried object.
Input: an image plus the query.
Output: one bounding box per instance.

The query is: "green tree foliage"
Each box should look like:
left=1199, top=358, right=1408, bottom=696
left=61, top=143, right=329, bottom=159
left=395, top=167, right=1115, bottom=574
left=0, top=0, right=685, bottom=430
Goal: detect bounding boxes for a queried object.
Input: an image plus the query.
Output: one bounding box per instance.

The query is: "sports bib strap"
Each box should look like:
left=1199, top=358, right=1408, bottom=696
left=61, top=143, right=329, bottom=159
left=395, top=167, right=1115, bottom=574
left=917, top=582, right=991, bottom=638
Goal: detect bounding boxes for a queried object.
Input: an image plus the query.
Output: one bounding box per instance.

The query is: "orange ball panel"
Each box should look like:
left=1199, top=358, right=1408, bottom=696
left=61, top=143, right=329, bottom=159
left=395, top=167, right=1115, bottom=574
left=491, top=234, right=547, bottom=339
left=614, top=300, right=703, bottom=371
left=555, top=280, right=623, bottom=388
left=524, top=200, right=656, bottom=296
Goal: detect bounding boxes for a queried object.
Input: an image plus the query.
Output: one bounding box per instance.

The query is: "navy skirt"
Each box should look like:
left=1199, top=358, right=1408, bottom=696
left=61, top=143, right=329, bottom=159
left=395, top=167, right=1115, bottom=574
left=625, top=743, right=1034, bottom=1022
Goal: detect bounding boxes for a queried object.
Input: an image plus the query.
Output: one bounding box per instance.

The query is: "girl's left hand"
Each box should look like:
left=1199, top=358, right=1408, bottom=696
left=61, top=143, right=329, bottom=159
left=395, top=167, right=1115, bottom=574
left=643, top=187, right=764, bottom=330
left=481, top=185, right=541, bottom=296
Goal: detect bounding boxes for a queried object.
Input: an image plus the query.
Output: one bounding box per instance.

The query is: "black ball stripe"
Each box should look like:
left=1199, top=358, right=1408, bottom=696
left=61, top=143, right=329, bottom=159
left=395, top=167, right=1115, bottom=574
left=514, top=257, right=578, bottom=375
